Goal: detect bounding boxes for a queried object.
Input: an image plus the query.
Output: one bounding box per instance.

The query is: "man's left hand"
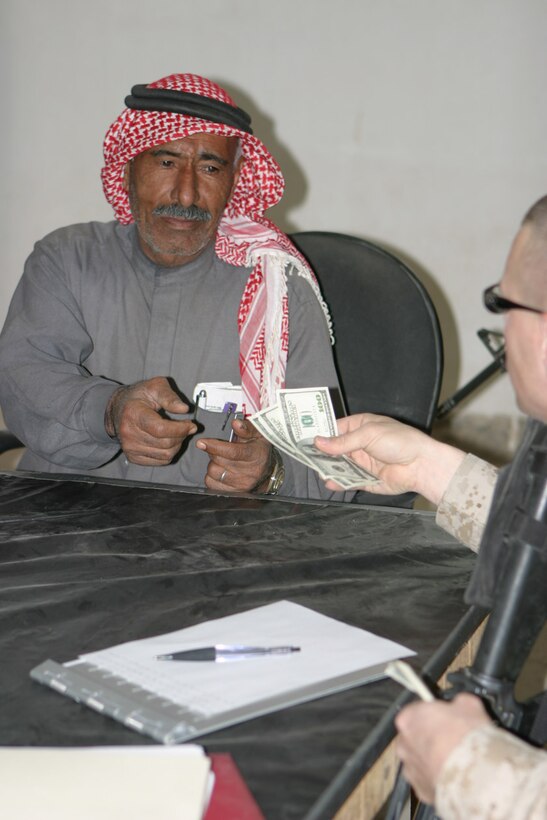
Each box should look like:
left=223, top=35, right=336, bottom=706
left=196, top=418, right=273, bottom=492
left=395, top=693, right=492, bottom=805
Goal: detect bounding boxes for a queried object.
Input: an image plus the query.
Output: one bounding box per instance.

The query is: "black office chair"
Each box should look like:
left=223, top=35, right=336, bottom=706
left=291, top=231, right=444, bottom=507
left=291, top=231, right=443, bottom=429
left=0, top=430, right=23, bottom=455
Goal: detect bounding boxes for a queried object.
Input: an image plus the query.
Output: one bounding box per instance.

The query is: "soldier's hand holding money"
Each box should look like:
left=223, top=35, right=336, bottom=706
left=315, top=413, right=465, bottom=504
left=250, top=388, right=379, bottom=489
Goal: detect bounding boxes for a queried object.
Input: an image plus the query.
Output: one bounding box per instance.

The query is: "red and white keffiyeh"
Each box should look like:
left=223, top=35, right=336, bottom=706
left=101, top=73, right=332, bottom=413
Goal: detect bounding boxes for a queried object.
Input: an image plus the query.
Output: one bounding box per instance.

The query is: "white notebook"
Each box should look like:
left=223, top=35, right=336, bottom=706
left=0, top=745, right=210, bottom=820
left=31, top=600, right=414, bottom=744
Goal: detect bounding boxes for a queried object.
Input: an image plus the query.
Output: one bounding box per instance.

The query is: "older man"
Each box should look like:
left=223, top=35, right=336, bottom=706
left=316, top=196, right=547, bottom=818
left=0, top=73, right=344, bottom=498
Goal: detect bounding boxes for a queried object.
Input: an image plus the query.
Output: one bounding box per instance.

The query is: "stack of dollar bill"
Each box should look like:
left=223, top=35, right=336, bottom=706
left=250, top=387, right=379, bottom=489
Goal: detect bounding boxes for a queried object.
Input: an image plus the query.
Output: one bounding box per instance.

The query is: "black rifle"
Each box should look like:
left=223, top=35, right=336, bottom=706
left=436, top=329, right=505, bottom=419
left=387, top=429, right=547, bottom=820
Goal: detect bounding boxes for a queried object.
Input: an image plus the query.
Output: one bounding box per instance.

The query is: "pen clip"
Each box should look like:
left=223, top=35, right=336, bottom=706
left=193, top=389, right=207, bottom=422
left=228, top=411, right=244, bottom=442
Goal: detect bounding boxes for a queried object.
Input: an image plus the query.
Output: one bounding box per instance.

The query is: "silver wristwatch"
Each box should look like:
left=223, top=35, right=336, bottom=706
left=263, top=447, right=285, bottom=495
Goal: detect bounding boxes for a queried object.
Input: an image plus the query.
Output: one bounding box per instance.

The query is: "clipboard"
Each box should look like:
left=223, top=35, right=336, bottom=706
left=30, top=601, right=414, bottom=745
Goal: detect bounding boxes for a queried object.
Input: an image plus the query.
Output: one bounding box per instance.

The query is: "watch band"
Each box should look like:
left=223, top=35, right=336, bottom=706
left=263, top=447, right=285, bottom=495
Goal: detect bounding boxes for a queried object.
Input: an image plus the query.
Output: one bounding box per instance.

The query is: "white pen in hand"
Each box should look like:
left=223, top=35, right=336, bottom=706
left=157, top=645, right=301, bottom=662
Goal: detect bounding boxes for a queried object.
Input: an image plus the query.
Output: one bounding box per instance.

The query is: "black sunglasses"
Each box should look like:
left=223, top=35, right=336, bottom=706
left=483, top=283, right=544, bottom=315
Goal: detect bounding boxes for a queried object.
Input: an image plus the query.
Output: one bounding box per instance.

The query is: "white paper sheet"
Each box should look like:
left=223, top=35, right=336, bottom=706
left=79, top=600, right=414, bottom=718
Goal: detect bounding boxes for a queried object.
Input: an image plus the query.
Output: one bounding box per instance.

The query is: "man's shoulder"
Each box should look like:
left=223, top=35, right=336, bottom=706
left=284, top=261, right=324, bottom=306
left=35, top=220, right=126, bottom=254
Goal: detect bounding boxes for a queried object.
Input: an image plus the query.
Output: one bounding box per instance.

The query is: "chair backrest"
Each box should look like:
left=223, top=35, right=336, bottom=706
left=0, top=430, right=23, bottom=454
left=290, top=231, right=443, bottom=432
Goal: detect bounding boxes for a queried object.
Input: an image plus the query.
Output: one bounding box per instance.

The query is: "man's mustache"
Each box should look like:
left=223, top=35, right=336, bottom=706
left=153, top=204, right=212, bottom=222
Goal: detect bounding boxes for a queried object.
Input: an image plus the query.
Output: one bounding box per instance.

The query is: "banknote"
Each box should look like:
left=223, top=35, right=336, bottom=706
left=296, top=441, right=381, bottom=488
left=278, top=387, right=338, bottom=444
left=249, top=404, right=309, bottom=465
left=250, top=388, right=379, bottom=488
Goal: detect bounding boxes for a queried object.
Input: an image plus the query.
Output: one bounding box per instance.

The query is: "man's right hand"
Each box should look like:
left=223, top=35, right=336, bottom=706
left=104, top=377, right=197, bottom=466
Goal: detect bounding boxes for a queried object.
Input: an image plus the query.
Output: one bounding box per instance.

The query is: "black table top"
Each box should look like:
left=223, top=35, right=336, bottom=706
left=0, top=471, right=483, bottom=819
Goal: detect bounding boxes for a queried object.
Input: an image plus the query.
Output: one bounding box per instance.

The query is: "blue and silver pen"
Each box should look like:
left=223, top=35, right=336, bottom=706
left=221, top=402, right=238, bottom=431
left=228, top=411, right=245, bottom=443
left=156, top=645, right=301, bottom=662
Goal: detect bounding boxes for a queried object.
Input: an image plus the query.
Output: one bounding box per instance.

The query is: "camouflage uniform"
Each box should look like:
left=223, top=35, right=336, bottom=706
left=433, top=454, right=547, bottom=818
left=436, top=723, right=547, bottom=819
